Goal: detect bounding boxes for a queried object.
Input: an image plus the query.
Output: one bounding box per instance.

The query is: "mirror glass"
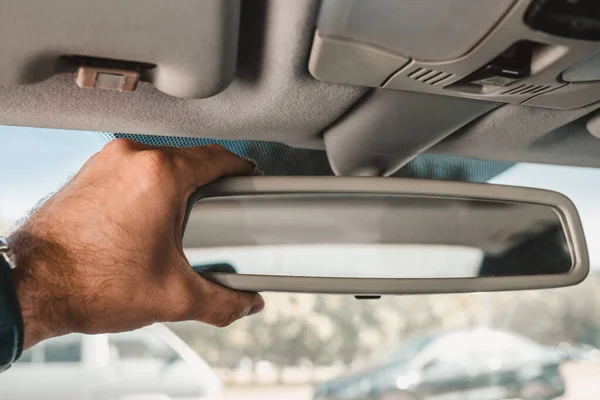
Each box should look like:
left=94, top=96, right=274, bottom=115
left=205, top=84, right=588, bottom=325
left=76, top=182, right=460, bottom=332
left=183, top=194, right=572, bottom=279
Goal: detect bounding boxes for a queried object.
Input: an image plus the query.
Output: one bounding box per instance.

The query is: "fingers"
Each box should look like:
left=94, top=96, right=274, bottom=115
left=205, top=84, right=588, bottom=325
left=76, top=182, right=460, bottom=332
left=100, top=139, right=254, bottom=193
left=188, top=269, right=265, bottom=327
left=158, top=263, right=264, bottom=327
left=95, top=139, right=262, bottom=328
left=168, top=145, right=260, bottom=325
left=178, top=144, right=255, bottom=192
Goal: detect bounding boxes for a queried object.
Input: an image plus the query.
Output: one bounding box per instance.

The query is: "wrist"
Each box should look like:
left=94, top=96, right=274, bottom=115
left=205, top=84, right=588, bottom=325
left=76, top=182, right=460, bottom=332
left=9, top=229, right=68, bottom=349
left=10, top=263, right=48, bottom=349
left=0, top=237, right=24, bottom=370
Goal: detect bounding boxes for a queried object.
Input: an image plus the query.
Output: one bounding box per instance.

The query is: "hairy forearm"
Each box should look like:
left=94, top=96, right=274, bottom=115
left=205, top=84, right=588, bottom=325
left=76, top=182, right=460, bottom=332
left=4, top=141, right=264, bottom=354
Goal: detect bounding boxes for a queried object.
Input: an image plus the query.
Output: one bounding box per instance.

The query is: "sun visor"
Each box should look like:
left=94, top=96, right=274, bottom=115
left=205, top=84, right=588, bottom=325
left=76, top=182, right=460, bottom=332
left=0, top=0, right=241, bottom=98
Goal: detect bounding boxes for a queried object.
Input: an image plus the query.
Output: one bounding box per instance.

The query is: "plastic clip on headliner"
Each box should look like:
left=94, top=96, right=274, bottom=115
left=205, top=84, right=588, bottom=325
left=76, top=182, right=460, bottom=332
left=75, top=66, right=140, bottom=92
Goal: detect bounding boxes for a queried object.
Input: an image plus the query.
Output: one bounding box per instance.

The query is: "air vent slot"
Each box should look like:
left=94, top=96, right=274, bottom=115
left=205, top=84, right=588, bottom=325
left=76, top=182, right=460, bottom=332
left=501, top=84, right=551, bottom=95
left=408, top=68, right=454, bottom=85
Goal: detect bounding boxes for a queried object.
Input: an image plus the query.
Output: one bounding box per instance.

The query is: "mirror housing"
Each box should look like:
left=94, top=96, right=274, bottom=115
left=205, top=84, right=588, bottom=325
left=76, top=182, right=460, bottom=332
left=182, top=177, right=589, bottom=295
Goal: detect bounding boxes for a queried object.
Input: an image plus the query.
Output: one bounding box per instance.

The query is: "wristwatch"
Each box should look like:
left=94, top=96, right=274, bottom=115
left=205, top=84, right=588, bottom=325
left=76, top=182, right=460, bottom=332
left=0, top=236, right=24, bottom=372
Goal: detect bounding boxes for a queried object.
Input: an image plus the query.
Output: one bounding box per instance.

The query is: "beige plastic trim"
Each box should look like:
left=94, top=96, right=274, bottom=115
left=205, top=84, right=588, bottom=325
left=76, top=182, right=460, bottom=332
left=309, top=0, right=600, bottom=109
left=309, top=34, right=410, bottom=87
left=75, top=67, right=139, bottom=92
left=382, top=0, right=600, bottom=108
left=586, top=112, right=600, bottom=140
left=322, top=90, right=499, bottom=176
left=184, top=177, right=589, bottom=295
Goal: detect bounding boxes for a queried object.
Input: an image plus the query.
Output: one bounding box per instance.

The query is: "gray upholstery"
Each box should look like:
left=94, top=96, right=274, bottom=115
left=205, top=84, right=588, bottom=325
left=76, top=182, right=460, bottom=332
left=0, top=0, right=365, bottom=149
left=0, top=0, right=242, bottom=98
left=431, top=103, right=600, bottom=167
left=2, top=0, right=600, bottom=170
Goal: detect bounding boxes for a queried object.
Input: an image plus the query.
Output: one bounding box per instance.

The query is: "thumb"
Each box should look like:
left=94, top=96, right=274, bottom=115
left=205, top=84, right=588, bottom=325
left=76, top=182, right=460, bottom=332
left=179, top=266, right=265, bottom=327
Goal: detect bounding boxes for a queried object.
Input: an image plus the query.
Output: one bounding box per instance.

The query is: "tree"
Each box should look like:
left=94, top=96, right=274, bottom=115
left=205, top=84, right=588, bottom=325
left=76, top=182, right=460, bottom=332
left=170, top=272, right=600, bottom=372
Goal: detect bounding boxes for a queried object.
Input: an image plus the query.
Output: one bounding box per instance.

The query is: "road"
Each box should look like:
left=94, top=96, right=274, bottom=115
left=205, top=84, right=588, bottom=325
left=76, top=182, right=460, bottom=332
left=224, top=385, right=312, bottom=400
left=223, top=362, right=600, bottom=400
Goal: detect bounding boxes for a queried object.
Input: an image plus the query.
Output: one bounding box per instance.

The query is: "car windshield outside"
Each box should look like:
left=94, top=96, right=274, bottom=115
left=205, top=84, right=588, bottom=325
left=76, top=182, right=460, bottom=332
left=2, top=125, right=600, bottom=400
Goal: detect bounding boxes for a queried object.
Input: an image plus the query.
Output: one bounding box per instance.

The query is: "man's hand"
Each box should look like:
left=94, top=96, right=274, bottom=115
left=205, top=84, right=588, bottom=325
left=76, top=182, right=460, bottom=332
left=9, top=139, right=264, bottom=349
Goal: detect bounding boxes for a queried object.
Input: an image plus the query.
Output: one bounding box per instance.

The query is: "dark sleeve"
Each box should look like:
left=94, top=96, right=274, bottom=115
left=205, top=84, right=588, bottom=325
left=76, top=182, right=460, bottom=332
left=0, top=255, right=24, bottom=372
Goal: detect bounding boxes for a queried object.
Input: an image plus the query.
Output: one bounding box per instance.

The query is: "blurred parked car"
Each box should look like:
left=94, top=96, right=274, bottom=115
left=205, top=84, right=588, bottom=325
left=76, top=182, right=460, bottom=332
left=573, top=344, right=600, bottom=363
left=0, top=324, right=222, bottom=400
left=557, top=342, right=600, bottom=363
left=314, top=328, right=564, bottom=400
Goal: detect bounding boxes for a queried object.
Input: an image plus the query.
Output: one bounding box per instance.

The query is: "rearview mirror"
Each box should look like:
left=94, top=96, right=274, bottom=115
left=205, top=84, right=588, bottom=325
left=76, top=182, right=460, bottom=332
left=182, top=177, right=588, bottom=295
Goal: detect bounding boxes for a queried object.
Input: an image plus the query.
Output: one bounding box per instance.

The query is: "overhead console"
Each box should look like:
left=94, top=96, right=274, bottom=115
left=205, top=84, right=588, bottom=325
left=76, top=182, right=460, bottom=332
left=0, top=0, right=241, bottom=99
left=309, top=0, right=600, bottom=109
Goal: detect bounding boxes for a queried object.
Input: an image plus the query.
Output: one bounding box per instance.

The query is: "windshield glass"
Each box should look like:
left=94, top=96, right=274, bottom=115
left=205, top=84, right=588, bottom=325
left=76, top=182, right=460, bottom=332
left=187, top=244, right=487, bottom=278
left=2, top=126, right=600, bottom=400
left=385, top=335, right=436, bottom=366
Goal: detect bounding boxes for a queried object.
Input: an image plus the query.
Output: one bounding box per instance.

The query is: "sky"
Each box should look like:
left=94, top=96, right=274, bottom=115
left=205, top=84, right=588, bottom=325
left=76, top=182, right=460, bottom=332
left=1, top=124, right=600, bottom=268
left=0, top=126, right=105, bottom=221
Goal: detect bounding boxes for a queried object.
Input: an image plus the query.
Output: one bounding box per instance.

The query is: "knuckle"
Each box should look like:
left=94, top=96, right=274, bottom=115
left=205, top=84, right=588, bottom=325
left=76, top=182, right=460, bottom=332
left=168, top=276, right=253, bottom=327
left=202, top=144, right=228, bottom=154
left=198, top=144, right=238, bottom=163
left=137, top=148, right=173, bottom=168
left=102, top=138, right=138, bottom=154
left=214, top=320, right=233, bottom=328
left=134, top=149, right=177, bottom=182
left=213, top=309, right=239, bottom=328
left=209, top=297, right=248, bottom=328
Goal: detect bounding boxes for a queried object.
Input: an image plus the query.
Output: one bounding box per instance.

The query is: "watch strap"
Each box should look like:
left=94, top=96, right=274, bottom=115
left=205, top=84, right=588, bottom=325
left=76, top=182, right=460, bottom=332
left=0, top=255, right=24, bottom=372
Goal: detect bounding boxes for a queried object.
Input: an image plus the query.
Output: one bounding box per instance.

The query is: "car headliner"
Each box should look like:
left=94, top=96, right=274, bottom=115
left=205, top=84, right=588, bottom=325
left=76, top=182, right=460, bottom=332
left=2, top=0, right=600, bottom=174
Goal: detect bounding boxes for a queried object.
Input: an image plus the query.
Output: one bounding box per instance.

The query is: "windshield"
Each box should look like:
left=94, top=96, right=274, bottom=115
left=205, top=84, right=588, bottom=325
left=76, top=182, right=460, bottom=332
left=187, top=244, right=487, bottom=278
left=2, top=126, right=600, bottom=400
left=385, top=335, right=436, bottom=366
